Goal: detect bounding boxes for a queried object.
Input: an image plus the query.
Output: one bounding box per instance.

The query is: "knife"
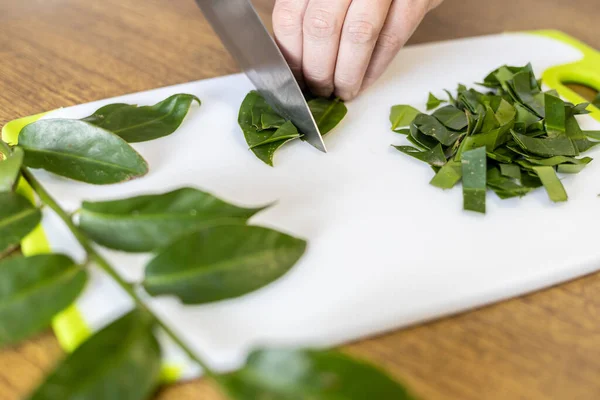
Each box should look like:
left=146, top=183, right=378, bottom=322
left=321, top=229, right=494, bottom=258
left=194, top=0, right=327, bottom=153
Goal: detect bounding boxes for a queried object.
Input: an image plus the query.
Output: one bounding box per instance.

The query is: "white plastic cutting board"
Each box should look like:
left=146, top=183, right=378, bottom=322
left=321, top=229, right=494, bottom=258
left=18, top=32, right=600, bottom=378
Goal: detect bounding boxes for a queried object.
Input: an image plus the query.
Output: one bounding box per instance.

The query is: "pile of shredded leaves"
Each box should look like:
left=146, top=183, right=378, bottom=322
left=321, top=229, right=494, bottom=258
left=390, top=64, right=600, bottom=213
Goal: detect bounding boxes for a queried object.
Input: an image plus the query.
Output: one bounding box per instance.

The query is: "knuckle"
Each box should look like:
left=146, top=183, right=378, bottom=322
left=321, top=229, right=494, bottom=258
left=345, top=19, right=379, bottom=45
left=273, top=2, right=303, bottom=36
left=304, top=8, right=339, bottom=40
left=335, top=73, right=361, bottom=90
left=376, top=31, right=403, bottom=50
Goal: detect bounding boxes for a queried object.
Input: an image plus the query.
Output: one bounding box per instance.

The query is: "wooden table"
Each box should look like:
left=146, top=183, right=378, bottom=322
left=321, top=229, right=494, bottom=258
left=1, top=0, right=599, bottom=399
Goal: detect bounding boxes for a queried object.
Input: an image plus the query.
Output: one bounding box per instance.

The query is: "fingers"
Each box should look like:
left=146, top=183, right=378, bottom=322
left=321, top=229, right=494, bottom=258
left=333, top=0, right=393, bottom=100
left=302, top=0, right=352, bottom=97
left=272, top=0, right=310, bottom=86
left=361, top=0, right=433, bottom=91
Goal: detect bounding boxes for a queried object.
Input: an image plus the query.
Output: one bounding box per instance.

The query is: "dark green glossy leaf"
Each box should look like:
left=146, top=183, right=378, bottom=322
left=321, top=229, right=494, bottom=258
left=515, top=103, right=541, bottom=129
left=487, top=168, right=533, bottom=199
left=544, top=93, right=566, bottom=136
left=481, top=105, right=500, bottom=132
left=218, top=348, right=416, bottom=400
left=79, top=187, right=266, bottom=253
left=408, top=123, right=439, bottom=150
left=494, top=99, right=517, bottom=125
left=533, top=166, right=567, bottom=202
left=511, top=131, right=578, bottom=157
left=0, top=147, right=23, bottom=192
left=390, top=105, right=421, bottom=131
left=308, top=97, right=348, bottom=135
left=444, top=89, right=458, bottom=107
left=261, top=111, right=286, bottom=130
left=430, top=160, right=462, bottom=189
left=84, top=94, right=201, bottom=142
left=512, top=70, right=544, bottom=117
left=566, top=102, right=590, bottom=117
left=29, top=310, right=161, bottom=400
left=461, top=147, right=487, bottom=213
left=426, top=92, right=445, bottom=110
left=19, top=119, right=148, bottom=184
left=144, top=225, right=306, bottom=304
left=393, top=144, right=446, bottom=167
left=0, top=254, right=86, bottom=347
left=0, top=192, right=41, bottom=254
left=432, top=105, right=468, bottom=130
left=249, top=121, right=301, bottom=149
left=565, top=116, right=600, bottom=153
left=394, top=128, right=410, bottom=136
left=414, top=114, right=461, bottom=146
left=252, top=96, right=272, bottom=129
left=487, top=147, right=517, bottom=163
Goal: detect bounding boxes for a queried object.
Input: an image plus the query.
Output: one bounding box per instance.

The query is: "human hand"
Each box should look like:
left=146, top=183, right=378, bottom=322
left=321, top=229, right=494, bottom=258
left=272, top=0, right=444, bottom=101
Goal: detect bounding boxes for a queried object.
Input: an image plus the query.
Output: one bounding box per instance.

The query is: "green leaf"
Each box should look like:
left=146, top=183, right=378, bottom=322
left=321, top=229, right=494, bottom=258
left=28, top=310, right=161, bottom=400
left=218, top=348, right=416, bottom=400
left=426, top=92, right=445, bottom=110
left=544, top=93, right=566, bottom=136
left=532, top=166, right=567, bottom=202
left=495, top=99, right=517, bottom=126
left=144, top=225, right=306, bottom=304
left=565, top=116, right=600, bottom=153
left=308, top=97, right=348, bottom=135
left=584, top=130, right=600, bottom=140
left=390, top=105, right=421, bottom=131
left=524, top=155, right=592, bottom=168
left=249, top=121, right=301, bottom=149
left=261, top=111, right=286, bottom=130
left=500, top=163, right=521, bottom=180
left=408, top=123, right=439, bottom=150
left=461, top=147, right=487, bottom=213
left=430, top=160, right=462, bottom=189
left=19, top=119, right=148, bottom=184
left=432, top=105, right=468, bottom=130
left=0, top=147, right=23, bottom=192
left=480, top=105, right=500, bottom=132
left=239, top=92, right=296, bottom=166
left=487, top=168, right=533, bottom=199
left=83, top=94, right=201, bottom=142
left=511, top=131, right=578, bottom=157
left=393, top=144, right=446, bottom=167
left=0, top=192, right=41, bottom=254
left=79, top=188, right=266, bottom=253
left=592, top=93, right=600, bottom=109
left=413, top=114, right=461, bottom=146
left=0, top=254, right=86, bottom=347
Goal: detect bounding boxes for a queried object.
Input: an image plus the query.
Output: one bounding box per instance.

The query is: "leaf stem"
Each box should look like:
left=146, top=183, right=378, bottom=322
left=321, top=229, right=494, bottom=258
left=21, top=167, right=216, bottom=378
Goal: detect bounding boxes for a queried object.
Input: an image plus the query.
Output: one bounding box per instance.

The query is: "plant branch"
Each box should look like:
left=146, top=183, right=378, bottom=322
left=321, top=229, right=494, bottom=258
left=21, top=167, right=216, bottom=378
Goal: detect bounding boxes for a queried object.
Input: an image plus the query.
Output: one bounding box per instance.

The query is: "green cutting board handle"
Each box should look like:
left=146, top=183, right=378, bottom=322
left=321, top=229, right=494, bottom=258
left=534, top=30, right=600, bottom=121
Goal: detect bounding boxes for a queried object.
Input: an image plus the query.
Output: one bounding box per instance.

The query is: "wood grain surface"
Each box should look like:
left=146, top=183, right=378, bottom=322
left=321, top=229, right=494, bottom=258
left=1, top=0, right=599, bottom=399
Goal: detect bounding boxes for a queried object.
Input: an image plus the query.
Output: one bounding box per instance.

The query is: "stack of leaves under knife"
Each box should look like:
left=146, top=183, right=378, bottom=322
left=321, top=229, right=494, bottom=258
left=0, top=94, right=415, bottom=399
left=239, top=91, right=348, bottom=166
left=390, top=63, right=600, bottom=213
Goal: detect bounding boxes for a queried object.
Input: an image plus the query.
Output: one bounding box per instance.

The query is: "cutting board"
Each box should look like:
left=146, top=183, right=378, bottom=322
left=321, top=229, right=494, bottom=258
left=4, top=30, right=600, bottom=381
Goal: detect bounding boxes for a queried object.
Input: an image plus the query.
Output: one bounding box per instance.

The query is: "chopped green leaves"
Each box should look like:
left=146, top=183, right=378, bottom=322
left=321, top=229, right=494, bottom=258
left=82, top=94, right=201, bottom=143
left=461, top=147, right=487, bottom=213
left=19, top=119, right=148, bottom=184
left=390, top=105, right=420, bottom=131
left=390, top=63, right=598, bottom=213
left=143, top=225, right=306, bottom=304
left=218, top=348, right=416, bottom=400
left=239, top=91, right=347, bottom=166
left=0, top=192, right=41, bottom=254
left=0, top=254, right=87, bottom=347
left=79, top=187, right=266, bottom=253
left=426, top=92, right=446, bottom=110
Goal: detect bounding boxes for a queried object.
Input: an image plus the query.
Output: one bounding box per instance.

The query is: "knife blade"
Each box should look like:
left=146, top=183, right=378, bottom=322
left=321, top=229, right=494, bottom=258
left=194, top=0, right=327, bottom=152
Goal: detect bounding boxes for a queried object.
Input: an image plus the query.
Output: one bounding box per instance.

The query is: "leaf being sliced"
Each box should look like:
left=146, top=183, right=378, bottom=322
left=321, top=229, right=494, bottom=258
left=79, top=188, right=266, bottom=253
left=218, top=348, right=416, bottom=400
left=393, top=144, right=446, bottom=167
left=0, top=147, right=23, bottom=192
left=143, top=225, right=306, bottom=304
left=0, top=192, right=41, bottom=254
left=390, top=105, right=421, bottom=131
left=461, top=147, right=487, bottom=213
left=29, top=310, right=161, bottom=400
left=19, top=119, right=148, bottom=184
left=308, top=97, right=348, bottom=135
left=84, top=94, right=201, bottom=142
left=249, top=121, right=301, bottom=149
left=533, top=166, right=567, bottom=202
left=0, top=254, right=86, bottom=347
